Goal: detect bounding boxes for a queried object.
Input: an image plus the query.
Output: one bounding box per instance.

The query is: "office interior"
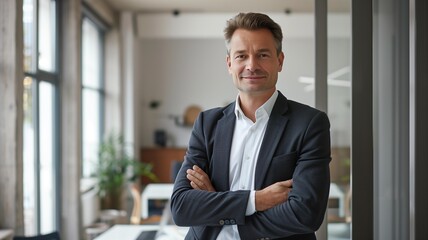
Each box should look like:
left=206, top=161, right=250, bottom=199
left=1, top=0, right=427, bottom=240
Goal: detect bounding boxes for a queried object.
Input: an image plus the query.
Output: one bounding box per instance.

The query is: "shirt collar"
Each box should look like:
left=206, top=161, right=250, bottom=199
left=234, top=91, right=279, bottom=120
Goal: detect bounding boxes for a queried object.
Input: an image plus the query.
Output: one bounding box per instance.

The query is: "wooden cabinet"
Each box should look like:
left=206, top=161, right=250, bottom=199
left=140, top=147, right=186, bottom=183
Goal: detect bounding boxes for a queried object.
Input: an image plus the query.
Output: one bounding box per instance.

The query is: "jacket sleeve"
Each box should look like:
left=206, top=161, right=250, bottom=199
left=238, top=111, right=331, bottom=239
left=170, top=111, right=250, bottom=227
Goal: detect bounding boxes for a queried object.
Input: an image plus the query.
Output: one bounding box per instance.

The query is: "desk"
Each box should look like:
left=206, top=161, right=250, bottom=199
left=94, top=224, right=188, bottom=240
left=141, top=183, right=174, bottom=219
left=0, top=229, right=13, bottom=240
left=94, top=225, right=159, bottom=240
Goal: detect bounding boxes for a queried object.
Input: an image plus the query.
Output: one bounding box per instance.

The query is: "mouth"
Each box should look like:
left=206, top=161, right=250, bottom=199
left=240, top=75, right=266, bottom=80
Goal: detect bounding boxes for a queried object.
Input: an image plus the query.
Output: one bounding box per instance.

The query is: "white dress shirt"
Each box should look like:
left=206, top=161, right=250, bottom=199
left=217, top=91, right=278, bottom=239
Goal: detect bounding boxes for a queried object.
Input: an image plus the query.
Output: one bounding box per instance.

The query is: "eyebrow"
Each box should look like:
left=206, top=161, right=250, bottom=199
left=258, top=48, right=271, bottom=52
left=232, top=48, right=273, bottom=55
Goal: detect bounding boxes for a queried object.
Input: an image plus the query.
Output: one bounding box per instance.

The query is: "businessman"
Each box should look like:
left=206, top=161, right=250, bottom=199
left=171, top=12, right=331, bottom=240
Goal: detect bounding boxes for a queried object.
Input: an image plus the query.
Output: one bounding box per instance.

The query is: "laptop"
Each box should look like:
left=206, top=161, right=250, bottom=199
left=135, top=200, right=188, bottom=240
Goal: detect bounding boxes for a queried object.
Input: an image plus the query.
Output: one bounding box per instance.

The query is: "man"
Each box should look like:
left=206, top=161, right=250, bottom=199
left=171, top=12, right=331, bottom=240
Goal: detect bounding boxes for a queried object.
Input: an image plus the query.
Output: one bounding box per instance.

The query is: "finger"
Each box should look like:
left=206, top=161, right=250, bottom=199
left=187, top=169, right=204, bottom=182
left=188, top=167, right=203, bottom=179
left=190, top=181, right=201, bottom=190
left=187, top=173, right=199, bottom=184
left=279, top=179, right=293, bottom=187
left=186, top=170, right=197, bottom=181
left=187, top=173, right=207, bottom=189
left=192, top=165, right=207, bottom=177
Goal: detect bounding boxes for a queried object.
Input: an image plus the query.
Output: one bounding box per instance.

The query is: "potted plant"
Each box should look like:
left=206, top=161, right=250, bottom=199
left=94, top=133, right=157, bottom=210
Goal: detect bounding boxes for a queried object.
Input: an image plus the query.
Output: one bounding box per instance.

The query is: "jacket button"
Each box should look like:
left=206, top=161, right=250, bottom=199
left=219, top=220, right=225, bottom=225
left=230, top=219, right=236, bottom=224
left=225, top=220, right=230, bottom=225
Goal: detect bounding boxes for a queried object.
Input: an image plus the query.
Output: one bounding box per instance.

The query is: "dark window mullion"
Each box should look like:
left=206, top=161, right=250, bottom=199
left=34, top=78, right=41, bottom=234
left=37, top=70, right=57, bottom=82
left=25, top=72, right=56, bottom=84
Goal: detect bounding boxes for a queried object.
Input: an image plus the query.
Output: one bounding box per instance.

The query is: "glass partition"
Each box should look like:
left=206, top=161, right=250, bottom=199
left=327, top=1, right=351, bottom=239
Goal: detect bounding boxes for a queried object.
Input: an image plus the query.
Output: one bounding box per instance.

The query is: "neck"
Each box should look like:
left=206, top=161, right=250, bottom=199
left=238, top=90, right=275, bottom=122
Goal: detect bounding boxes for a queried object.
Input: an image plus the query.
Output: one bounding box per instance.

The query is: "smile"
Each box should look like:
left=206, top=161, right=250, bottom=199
left=241, top=75, right=266, bottom=79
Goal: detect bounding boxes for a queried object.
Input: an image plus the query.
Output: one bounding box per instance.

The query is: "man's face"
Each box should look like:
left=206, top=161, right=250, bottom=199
left=226, top=28, right=284, bottom=97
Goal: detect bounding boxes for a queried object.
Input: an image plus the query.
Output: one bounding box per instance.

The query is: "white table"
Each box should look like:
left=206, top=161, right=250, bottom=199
left=0, top=230, right=13, bottom=240
left=141, top=183, right=174, bottom=219
left=94, top=225, right=159, bottom=240
left=94, top=224, right=188, bottom=240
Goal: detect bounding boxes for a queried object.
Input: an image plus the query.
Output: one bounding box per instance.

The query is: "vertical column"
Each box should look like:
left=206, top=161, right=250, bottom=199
left=373, top=0, right=409, bottom=239
left=120, top=12, right=137, bottom=158
left=352, top=0, right=374, bottom=239
left=60, top=0, right=83, bottom=239
left=314, top=0, right=328, bottom=239
left=104, top=29, right=122, bottom=134
left=315, top=0, right=328, bottom=113
left=410, top=0, right=428, bottom=239
left=0, top=0, right=25, bottom=235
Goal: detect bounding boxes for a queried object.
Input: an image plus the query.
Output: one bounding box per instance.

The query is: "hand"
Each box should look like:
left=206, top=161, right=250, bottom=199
left=255, top=179, right=293, bottom=212
left=186, top=165, right=216, bottom=192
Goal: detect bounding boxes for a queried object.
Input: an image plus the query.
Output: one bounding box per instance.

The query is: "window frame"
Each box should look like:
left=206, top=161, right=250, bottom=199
left=80, top=6, right=108, bottom=180
left=22, top=0, right=61, bottom=235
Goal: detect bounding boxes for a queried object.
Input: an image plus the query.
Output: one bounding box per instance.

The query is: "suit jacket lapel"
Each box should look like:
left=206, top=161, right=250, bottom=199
left=255, top=92, right=289, bottom=189
left=212, top=103, right=236, bottom=191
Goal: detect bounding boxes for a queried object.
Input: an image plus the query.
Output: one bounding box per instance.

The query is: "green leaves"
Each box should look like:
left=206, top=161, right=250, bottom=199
left=94, top=133, right=157, bottom=198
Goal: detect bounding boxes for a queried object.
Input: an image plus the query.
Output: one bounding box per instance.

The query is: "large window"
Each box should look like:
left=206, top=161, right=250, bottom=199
left=22, top=0, right=59, bottom=235
left=81, top=15, right=106, bottom=178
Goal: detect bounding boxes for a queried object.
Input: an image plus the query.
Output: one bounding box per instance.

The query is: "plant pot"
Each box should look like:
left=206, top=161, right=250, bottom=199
left=100, top=187, right=125, bottom=210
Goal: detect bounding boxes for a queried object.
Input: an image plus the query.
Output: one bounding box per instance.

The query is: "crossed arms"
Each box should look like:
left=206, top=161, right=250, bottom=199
left=187, top=165, right=293, bottom=212
left=170, top=108, right=331, bottom=238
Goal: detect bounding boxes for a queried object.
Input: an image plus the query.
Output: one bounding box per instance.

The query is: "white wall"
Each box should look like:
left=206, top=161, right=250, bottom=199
left=134, top=13, right=351, bottom=148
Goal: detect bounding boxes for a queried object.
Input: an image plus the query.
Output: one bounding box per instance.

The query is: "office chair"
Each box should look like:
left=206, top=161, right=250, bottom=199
left=13, top=231, right=60, bottom=240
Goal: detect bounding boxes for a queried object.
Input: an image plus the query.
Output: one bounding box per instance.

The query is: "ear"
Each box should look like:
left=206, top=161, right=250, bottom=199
left=278, top=52, right=285, bottom=72
left=226, top=55, right=232, bottom=74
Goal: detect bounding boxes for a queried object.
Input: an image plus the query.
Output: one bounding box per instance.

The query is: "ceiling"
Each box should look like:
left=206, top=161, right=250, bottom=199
left=104, top=0, right=350, bottom=14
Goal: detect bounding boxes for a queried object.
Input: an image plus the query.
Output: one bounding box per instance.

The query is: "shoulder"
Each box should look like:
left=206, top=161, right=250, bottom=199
left=276, top=92, right=326, bottom=118
left=287, top=100, right=324, bottom=115
left=286, top=100, right=330, bottom=128
left=274, top=93, right=329, bottom=127
left=190, top=103, right=235, bottom=140
left=198, top=102, right=234, bottom=121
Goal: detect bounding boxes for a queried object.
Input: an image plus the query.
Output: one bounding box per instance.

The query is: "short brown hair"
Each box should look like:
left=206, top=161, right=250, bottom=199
left=224, top=12, right=283, bottom=55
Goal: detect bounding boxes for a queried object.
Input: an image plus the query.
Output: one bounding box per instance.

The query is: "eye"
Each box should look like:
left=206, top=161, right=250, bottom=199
left=259, top=53, right=270, bottom=58
left=235, top=55, right=246, bottom=60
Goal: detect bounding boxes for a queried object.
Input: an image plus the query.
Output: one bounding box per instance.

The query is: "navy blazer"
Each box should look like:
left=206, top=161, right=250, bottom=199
left=171, top=91, right=331, bottom=240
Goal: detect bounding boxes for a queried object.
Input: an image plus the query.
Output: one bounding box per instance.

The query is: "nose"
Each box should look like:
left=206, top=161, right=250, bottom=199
left=245, top=55, right=259, bottom=72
